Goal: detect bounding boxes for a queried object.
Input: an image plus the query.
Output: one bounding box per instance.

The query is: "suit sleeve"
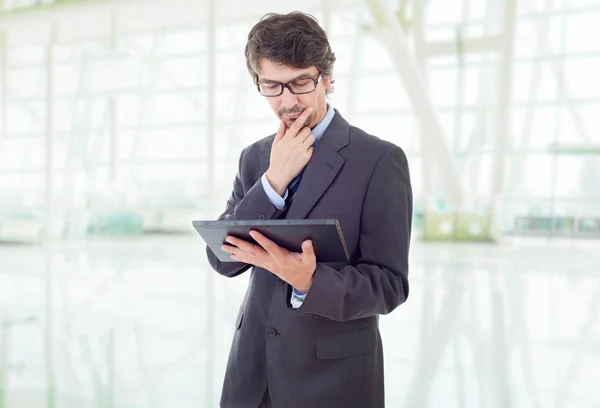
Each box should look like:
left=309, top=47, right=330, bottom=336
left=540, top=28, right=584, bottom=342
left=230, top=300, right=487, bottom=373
left=293, top=144, right=412, bottom=322
left=205, top=146, right=284, bottom=278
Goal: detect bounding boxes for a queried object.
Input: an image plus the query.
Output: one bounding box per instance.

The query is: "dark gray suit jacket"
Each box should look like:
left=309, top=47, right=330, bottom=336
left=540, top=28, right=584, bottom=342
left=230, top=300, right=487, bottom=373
left=206, top=110, right=412, bottom=408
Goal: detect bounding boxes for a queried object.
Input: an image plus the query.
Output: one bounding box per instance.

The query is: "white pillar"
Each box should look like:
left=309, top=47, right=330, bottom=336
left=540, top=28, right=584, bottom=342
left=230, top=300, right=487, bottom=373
left=370, top=0, right=467, bottom=206
left=343, top=8, right=365, bottom=122
left=412, top=0, right=434, bottom=212
left=44, top=24, right=57, bottom=240
left=109, top=98, right=117, bottom=182
left=108, top=327, right=116, bottom=408
left=322, top=0, right=332, bottom=34
left=109, top=13, right=118, bottom=183
left=505, top=0, right=554, bottom=209
left=0, top=317, right=7, bottom=408
left=44, top=256, right=56, bottom=408
left=44, top=25, right=57, bottom=405
left=490, top=0, right=517, bottom=235
left=205, top=0, right=216, bottom=406
left=0, top=28, right=6, bottom=142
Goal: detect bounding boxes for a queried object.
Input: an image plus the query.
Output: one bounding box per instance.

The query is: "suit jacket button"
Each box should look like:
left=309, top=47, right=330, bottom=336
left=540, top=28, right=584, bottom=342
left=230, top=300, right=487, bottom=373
left=268, top=328, right=277, bottom=338
left=259, top=214, right=266, bottom=220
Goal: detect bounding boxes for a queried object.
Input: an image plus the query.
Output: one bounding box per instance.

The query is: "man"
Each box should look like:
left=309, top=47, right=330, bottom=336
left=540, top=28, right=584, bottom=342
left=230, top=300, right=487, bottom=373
left=206, top=11, right=412, bottom=408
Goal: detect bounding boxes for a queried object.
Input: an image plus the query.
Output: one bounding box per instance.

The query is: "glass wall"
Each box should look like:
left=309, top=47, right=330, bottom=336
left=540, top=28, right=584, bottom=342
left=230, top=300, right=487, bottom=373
left=2, top=0, right=598, bottom=241
left=0, top=1, right=599, bottom=407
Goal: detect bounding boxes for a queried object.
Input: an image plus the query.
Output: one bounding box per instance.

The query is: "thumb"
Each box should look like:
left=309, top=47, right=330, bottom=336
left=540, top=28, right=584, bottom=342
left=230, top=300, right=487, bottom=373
left=274, top=121, right=287, bottom=143
left=301, top=240, right=314, bottom=260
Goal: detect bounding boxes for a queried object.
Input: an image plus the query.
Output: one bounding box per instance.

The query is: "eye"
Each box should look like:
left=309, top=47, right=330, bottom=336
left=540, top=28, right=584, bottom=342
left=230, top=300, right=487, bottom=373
left=292, top=79, right=311, bottom=87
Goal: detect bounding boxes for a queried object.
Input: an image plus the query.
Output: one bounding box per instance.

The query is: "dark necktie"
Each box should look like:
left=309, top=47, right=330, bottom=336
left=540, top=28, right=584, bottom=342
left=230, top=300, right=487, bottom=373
left=288, top=172, right=303, bottom=196
left=278, top=171, right=303, bottom=219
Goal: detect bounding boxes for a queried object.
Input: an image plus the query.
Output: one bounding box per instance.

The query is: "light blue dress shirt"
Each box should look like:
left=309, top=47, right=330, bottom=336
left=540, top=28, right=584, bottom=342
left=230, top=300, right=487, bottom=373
left=260, top=104, right=336, bottom=308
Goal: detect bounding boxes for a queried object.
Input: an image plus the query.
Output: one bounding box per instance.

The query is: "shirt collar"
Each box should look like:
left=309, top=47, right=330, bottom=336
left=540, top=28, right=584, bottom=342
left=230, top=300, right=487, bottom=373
left=311, top=104, right=335, bottom=143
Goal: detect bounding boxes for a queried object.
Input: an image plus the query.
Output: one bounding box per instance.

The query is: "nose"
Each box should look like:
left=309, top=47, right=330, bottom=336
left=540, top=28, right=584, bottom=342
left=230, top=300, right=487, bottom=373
left=280, top=86, right=298, bottom=109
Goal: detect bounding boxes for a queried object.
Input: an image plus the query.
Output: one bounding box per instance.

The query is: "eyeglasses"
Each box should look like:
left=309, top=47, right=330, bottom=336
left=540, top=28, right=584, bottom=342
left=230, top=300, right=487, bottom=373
left=256, top=73, right=322, bottom=97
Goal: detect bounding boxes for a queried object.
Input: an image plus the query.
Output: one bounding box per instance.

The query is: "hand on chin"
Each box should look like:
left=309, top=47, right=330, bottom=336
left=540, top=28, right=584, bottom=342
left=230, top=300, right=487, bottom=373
left=282, top=114, right=311, bottom=128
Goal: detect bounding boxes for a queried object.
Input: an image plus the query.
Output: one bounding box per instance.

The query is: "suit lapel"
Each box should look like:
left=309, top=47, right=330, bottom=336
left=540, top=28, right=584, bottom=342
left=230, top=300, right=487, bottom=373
left=285, top=110, right=350, bottom=219
left=258, top=110, right=351, bottom=219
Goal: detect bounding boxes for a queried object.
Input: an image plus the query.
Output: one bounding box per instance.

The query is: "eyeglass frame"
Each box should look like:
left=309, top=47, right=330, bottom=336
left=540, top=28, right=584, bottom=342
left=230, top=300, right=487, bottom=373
left=255, top=72, right=323, bottom=97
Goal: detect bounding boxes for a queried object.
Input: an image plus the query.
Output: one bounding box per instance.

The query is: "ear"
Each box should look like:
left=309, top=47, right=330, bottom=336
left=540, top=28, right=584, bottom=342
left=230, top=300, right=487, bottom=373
left=323, top=75, right=334, bottom=94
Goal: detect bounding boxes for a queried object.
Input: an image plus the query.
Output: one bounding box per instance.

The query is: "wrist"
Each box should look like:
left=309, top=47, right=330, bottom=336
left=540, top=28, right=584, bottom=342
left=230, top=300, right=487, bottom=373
left=298, top=280, right=312, bottom=293
left=297, top=271, right=314, bottom=293
left=265, top=170, right=288, bottom=196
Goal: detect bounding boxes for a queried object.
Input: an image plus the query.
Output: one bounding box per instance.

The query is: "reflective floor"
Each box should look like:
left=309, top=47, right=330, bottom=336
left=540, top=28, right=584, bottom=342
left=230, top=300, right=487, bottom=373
left=0, top=235, right=598, bottom=407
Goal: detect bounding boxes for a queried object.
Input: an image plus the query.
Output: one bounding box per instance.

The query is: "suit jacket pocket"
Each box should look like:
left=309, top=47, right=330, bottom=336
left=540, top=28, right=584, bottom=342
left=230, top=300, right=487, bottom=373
left=315, top=327, right=377, bottom=360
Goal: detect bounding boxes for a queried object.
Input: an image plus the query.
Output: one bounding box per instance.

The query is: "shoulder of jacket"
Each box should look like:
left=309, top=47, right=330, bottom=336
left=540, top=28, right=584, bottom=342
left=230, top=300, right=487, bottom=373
left=348, top=125, right=403, bottom=158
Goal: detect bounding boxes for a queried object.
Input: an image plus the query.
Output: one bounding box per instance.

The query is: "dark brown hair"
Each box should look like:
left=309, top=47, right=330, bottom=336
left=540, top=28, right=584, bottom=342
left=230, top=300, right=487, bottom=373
left=244, top=11, right=336, bottom=94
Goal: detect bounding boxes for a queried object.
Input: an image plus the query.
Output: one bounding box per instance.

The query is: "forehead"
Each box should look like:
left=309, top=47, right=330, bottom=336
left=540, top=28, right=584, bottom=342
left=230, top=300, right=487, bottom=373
left=256, top=59, right=318, bottom=81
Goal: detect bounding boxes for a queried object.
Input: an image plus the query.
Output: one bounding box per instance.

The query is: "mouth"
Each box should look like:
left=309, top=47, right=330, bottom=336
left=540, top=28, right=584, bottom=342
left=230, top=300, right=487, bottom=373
left=284, top=112, right=301, bottom=119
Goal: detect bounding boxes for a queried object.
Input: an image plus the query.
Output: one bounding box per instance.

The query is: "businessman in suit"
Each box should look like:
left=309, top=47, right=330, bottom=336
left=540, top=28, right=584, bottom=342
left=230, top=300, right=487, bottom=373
left=206, top=11, right=412, bottom=408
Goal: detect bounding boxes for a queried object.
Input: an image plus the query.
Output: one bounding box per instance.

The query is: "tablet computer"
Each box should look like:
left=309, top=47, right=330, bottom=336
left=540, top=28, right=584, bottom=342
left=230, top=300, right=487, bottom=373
left=193, top=219, right=350, bottom=263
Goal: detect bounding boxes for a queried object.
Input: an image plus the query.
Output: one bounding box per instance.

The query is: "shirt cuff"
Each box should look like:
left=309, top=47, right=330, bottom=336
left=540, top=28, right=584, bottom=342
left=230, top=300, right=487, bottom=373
left=261, top=173, right=288, bottom=210
left=290, top=287, right=307, bottom=309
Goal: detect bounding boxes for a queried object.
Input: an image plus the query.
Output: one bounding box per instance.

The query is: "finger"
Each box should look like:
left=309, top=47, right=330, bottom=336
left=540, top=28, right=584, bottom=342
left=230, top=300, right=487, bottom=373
left=250, top=230, right=285, bottom=258
left=295, top=127, right=311, bottom=141
left=302, top=146, right=314, bottom=161
left=301, top=240, right=315, bottom=262
left=221, top=244, right=235, bottom=254
left=231, top=252, right=255, bottom=265
left=287, top=106, right=313, bottom=137
left=222, top=244, right=245, bottom=261
left=224, top=237, right=271, bottom=268
left=274, top=121, right=287, bottom=142
left=222, top=241, right=245, bottom=256
left=302, top=133, right=316, bottom=147
left=225, top=236, right=266, bottom=258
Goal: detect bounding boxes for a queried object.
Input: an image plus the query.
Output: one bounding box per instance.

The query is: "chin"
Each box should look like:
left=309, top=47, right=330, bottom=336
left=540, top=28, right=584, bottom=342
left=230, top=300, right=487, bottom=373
left=281, top=117, right=295, bottom=127
left=283, top=116, right=314, bottom=129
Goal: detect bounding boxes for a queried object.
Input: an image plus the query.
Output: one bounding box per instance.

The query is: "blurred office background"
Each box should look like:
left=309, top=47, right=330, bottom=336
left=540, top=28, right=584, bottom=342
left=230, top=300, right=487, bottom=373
left=0, top=0, right=599, bottom=406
